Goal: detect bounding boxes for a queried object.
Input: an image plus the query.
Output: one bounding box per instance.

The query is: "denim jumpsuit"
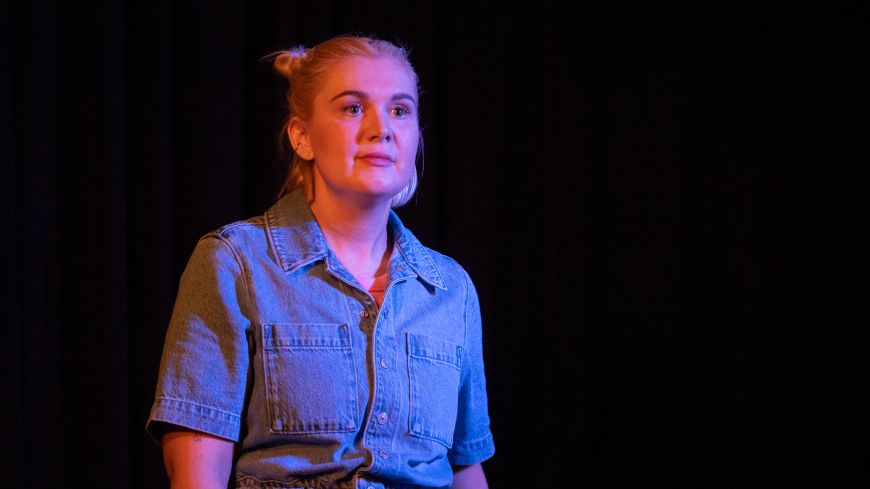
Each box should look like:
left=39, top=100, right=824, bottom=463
left=146, top=189, right=495, bottom=489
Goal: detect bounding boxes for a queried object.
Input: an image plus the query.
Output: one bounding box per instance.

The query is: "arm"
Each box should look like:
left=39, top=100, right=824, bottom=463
left=447, top=272, right=496, bottom=476
left=146, top=236, right=251, bottom=482
left=162, top=430, right=234, bottom=489
left=451, top=463, right=489, bottom=489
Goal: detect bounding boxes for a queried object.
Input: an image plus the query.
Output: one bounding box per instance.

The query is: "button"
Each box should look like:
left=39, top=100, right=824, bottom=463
left=378, top=449, right=389, bottom=459
left=360, top=310, right=370, bottom=319
left=379, top=358, right=389, bottom=368
left=396, top=265, right=404, bottom=271
left=376, top=412, right=389, bottom=424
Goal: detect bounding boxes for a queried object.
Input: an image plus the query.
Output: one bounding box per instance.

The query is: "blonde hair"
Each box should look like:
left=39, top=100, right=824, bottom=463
left=267, top=35, right=423, bottom=207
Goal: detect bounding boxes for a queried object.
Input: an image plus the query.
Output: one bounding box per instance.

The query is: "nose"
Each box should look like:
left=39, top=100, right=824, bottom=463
left=364, top=109, right=391, bottom=142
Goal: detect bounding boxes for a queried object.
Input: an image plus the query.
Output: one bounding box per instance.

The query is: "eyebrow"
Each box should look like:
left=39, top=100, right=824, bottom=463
left=328, top=90, right=417, bottom=107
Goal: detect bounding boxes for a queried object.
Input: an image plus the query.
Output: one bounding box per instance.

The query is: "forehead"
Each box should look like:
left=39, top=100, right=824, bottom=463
left=316, top=56, right=417, bottom=103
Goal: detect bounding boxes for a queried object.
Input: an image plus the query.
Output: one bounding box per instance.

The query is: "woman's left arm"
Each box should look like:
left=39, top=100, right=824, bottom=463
left=451, top=463, right=489, bottom=489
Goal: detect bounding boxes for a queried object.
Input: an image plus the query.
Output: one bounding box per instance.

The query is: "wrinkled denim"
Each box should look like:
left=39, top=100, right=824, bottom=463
left=146, top=189, right=495, bottom=489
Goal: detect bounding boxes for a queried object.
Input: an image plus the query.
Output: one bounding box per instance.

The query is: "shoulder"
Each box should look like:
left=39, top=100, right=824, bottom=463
left=180, top=215, right=270, bottom=276
left=204, top=215, right=267, bottom=243
left=193, top=215, right=269, bottom=255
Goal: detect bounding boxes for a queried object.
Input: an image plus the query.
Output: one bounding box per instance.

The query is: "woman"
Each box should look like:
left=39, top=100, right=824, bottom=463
left=146, top=35, right=495, bottom=489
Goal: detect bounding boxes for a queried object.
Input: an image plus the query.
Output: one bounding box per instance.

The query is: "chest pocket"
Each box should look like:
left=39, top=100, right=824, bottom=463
left=262, top=323, right=359, bottom=434
left=407, top=332, right=463, bottom=448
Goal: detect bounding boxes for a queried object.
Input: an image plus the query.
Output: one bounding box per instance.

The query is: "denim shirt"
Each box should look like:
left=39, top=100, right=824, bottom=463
left=146, top=189, right=495, bottom=489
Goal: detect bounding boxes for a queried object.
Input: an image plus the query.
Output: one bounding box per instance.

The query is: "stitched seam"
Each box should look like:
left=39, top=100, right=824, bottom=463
left=452, top=429, right=493, bottom=449
left=394, top=235, right=448, bottom=290
left=235, top=474, right=334, bottom=487
left=463, top=270, right=470, bottom=372
left=213, top=220, right=256, bottom=235
left=154, top=397, right=241, bottom=420
left=213, top=234, right=254, bottom=319
left=265, top=207, right=290, bottom=272
left=417, top=242, right=446, bottom=288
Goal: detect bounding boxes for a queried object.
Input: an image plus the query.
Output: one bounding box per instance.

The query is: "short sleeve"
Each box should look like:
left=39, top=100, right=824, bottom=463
left=447, top=270, right=496, bottom=465
left=145, top=235, right=252, bottom=446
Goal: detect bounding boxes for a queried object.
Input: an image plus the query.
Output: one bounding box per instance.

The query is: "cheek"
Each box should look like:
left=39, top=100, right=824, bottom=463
left=399, top=126, right=420, bottom=156
left=311, top=121, right=354, bottom=155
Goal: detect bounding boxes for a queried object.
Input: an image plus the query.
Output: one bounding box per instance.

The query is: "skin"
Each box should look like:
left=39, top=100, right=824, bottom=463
left=163, top=55, right=488, bottom=489
left=289, top=55, right=420, bottom=286
left=452, top=463, right=490, bottom=488
left=162, top=430, right=232, bottom=489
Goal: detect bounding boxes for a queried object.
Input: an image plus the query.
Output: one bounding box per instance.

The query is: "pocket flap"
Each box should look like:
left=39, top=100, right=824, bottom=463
left=407, top=333, right=462, bottom=369
left=263, top=323, right=351, bottom=349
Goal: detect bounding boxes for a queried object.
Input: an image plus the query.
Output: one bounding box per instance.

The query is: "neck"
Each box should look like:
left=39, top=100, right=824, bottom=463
left=309, top=190, right=393, bottom=279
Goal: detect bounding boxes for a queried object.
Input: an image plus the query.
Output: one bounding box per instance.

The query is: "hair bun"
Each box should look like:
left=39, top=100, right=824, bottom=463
left=272, top=46, right=309, bottom=81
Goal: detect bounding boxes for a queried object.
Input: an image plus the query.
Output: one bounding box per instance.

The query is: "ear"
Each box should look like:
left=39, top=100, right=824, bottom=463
left=288, top=116, right=314, bottom=160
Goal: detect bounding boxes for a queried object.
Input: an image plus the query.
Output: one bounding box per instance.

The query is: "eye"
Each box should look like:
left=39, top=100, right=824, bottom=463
left=391, top=105, right=414, bottom=118
left=342, top=103, right=363, bottom=115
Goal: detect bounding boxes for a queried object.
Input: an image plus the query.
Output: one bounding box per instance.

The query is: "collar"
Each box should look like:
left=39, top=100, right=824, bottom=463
left=264, top=189, right=447, bottom=290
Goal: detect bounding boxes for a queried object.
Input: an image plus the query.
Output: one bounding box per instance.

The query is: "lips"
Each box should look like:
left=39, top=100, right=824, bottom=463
left=356, top=151, right=395, bottom=164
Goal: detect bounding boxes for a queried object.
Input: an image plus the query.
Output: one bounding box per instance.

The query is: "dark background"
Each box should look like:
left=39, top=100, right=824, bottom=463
left=2, top=1, right=866, bottom=488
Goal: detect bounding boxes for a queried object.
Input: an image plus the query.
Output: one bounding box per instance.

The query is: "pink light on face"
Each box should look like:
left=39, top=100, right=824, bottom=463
left=302, top=56, right=420, bottom=205
left=356, top=151, right=396, bottom=166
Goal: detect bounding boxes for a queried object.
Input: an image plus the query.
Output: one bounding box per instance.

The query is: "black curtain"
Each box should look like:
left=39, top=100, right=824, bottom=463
left=2, top=2, right=865, bottom=488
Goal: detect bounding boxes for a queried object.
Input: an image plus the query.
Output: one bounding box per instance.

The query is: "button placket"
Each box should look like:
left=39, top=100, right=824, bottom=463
left=363, top=293, right=401, bottom=476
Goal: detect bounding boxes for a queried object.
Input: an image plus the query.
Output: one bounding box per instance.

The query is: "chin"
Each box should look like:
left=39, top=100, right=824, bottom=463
left=357, top=179, right=409, bottom=197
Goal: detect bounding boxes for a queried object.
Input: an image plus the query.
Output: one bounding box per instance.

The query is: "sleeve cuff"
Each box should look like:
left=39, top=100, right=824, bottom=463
left=448, top=431, right=495, bottom=466
left=145, top=397, right=241, bottom=446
